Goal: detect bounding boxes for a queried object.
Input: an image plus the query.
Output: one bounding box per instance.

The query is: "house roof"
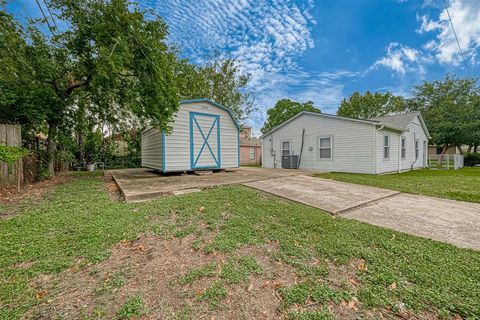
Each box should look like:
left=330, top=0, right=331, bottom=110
left=180, top=98, right=241, bottom=131
left=240, top=136, right=261, bottom=147
left=259, top=111, right=397, bottom=139
left=369, top=112, right=431, bottom=138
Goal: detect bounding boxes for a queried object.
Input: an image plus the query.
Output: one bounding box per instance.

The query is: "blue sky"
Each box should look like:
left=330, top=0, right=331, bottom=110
left=7, top=0, right=480, bottom=134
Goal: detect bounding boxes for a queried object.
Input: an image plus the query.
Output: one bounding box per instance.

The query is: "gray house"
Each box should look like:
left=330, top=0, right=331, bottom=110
left=260, top=111, right=430, bottom=174
left=141, top=99, right=240, bottom=172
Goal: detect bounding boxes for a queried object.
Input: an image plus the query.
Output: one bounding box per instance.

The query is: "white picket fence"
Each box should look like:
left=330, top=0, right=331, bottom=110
left=428, top=154, right=464, bottom=170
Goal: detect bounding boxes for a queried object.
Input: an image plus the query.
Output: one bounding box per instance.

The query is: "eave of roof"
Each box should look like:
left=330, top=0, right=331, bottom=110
left=180, top=98, right=241, bottom=131
left=259, top=111, right=391, bottom=139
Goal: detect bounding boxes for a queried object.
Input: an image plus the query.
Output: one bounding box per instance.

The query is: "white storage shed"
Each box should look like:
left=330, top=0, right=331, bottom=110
left=141, top=99, right=240, bottom=172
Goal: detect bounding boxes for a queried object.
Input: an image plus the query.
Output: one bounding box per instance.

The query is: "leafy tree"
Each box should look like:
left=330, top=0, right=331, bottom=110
left=337, top=91, right=406, bottom=119
left=0, top=0, right=181, bottom=175
left=261, top=99, right=321, bottom=134
left=179, top=58, right=253, bottom=121
left=409, top=75, right=480, bottom=154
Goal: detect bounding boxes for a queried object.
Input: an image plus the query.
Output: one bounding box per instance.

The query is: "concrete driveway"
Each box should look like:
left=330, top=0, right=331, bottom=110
left=244, top=175, right=399, bottom=214
left=111, top=167, right=307, bottom=202
left=244, top=175, right=480, bottom=250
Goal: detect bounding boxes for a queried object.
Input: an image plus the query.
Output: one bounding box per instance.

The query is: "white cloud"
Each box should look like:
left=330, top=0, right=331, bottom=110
left=244, top=70, right=359, bottom=132
left=147, top=0, right=316, bottom=87
left=417, top=1, right=480, bottom=65
left=142, top=0, right=319, bottom=131
left=370, top=42, right=428, bottom=75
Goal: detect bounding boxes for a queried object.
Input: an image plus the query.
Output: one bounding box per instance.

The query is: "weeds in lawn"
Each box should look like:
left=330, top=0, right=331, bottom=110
left=1, top=175, right=480, bottom=319
left=180, top=263, right=217, bottom=285
left=116, top=295, right=147, bottom=319
left=197, top=280, right=227, bottom=307
left=220, top=256, right=263, bottom=284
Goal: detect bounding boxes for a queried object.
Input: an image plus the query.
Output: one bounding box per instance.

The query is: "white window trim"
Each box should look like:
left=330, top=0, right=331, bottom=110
left=281, top=139, right=291, bottom=156
left=317, top=135, right=334, bottom=160
left=401, top=137, right=406, bottom=159
left=383, top=135, right=390, bottom=160
left=249, top=147, right=255, bottom=160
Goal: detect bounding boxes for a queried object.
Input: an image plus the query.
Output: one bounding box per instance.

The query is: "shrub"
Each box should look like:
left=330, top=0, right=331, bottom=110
left=464, top=153, right=480, bottom=167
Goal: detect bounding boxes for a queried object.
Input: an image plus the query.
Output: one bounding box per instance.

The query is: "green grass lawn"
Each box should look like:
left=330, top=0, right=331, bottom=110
left=315, top=167, right=480, bottom=203
left=1, top=173, right=480, bottom=319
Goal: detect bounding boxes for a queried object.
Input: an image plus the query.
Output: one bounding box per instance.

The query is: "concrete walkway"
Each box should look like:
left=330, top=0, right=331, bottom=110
left=244, top=175, right=399, bottom=214
left=244, top=175, right=480, bottom=251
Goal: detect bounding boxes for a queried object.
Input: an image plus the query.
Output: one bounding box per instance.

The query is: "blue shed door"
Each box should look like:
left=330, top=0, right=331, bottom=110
left=190, top=112, right=221, bottom=169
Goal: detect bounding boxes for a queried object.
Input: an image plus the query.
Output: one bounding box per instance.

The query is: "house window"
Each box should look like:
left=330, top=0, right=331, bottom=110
left=401, top=137, right=406, bottom=159
left=383, top=135, right=390, bottom=159
left=319, top=137, right=332, bottom=159
left=281, top=140, right=291, bottom=156
left=249, top=147, right=255, bottom=160
left=415, top=140, right=419, bottom=159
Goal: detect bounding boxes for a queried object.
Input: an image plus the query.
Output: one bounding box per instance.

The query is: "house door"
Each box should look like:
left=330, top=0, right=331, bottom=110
left=190, top=112, right=220, bottom=169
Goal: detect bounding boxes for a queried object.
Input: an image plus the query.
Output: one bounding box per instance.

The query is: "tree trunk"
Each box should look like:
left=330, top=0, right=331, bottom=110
left=47, top=122, right=57, bottom=177
left=456, top=145, right=463, bottom=155
left=78, top=132, right=85, bottom=163
left=474, top=145, right=478, bottom=153
left=441, top=145, right=449, bottom=154
left=467, top=145, right=473, bottom=153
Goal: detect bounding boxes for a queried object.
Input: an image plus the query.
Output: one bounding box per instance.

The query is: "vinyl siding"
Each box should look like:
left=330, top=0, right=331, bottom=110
left=141, top=128, right=163, bottom=170
left=400, top=116, right=428, bottom=170
left=376, top=115, right=429, bottom=173
left=164, top=101, right=239, bottom=171
left=262, top=113, right=376, bottom=174
left=376, top=128, right=401, bottom=174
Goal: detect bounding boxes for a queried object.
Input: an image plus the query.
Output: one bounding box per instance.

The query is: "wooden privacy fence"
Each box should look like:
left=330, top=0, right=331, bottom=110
left=0, top=124, right=23, bottom=188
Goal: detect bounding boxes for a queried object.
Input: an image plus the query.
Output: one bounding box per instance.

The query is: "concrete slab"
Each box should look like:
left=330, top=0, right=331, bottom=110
left=243, top=175, right=399, bottom=214
left=111, top=167, right=308, bottom=202
left=341, top=193, right=480, bottom=251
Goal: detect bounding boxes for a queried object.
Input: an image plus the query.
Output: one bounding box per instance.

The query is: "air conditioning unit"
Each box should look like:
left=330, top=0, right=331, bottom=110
left=282, top=155, right=299, bottom=169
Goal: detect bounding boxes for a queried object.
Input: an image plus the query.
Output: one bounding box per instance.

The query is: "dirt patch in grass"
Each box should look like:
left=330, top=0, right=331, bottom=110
left=0, top=172, right=72, bottom=205
left=104, top=171, right=123, bottom=202
left=28, top=235, right=302, bottom=319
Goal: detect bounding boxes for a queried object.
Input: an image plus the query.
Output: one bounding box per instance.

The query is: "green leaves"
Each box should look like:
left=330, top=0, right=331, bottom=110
left=337, top=91, right=406, bottom=119
left=261, top=99, right=321, bottom=134
left=410, top=75, right=480, bottom=149
left=0, top=144, right=29, bottom=165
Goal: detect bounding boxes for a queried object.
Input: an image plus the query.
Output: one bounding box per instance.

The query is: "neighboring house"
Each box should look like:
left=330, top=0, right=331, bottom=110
left=141, top=99, right=240, bottom=172
left=260, top=111, right=430, bottom=174
left=239, top=126, right=261, bottom=165
left=428, top=145, right=459, bottom=156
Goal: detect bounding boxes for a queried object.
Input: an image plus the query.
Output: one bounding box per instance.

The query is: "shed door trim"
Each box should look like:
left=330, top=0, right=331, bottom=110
left=189, top=111, right=221, bottom=170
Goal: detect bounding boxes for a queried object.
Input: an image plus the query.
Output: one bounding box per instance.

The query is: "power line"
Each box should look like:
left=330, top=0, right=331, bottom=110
left=442, top=0, right=470, bottom=75
left=41, top=0, right=58, bottom=30
left=34, top=0, right=56, bottom=37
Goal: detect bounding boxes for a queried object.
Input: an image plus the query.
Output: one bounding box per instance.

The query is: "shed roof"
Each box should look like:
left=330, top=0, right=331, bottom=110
left=180, top=98, right=241, bottom=131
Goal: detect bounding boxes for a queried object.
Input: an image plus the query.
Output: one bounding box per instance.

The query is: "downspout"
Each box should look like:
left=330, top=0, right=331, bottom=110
left=374, top=124, right=384, bottom=174
left=398, top=134, right=401, bottom=173
left=270, top=135, right=276, bottom=168
left=297, top=128, right=305, bottom=169
left=410, top=132, right=417, bottom=171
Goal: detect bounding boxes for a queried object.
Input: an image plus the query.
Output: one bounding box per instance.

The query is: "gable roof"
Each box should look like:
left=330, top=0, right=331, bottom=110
left=240, top=136, right=261, bottom=147
left=369, top=112, right=431, bottom=138
left=259, top=111, right=398, bottom=139
left=180, top=98, right=241, bottom=131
